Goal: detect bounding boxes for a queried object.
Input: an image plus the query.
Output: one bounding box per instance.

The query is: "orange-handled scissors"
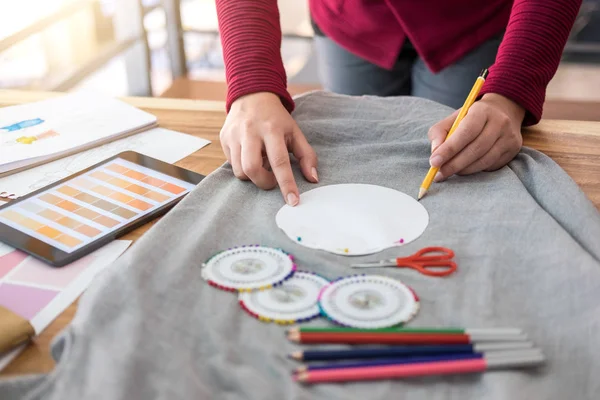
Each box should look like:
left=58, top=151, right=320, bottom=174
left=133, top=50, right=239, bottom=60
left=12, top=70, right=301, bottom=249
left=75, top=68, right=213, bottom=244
left=351, top=247, right=457, bottom=277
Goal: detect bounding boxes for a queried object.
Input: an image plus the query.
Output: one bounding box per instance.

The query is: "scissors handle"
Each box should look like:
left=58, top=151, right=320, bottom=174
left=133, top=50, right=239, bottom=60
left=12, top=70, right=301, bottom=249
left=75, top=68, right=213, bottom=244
left=411, top=246, right=454, bottom=261
left=395, top=247, right=456, bottom=277
left=403, top=260, right=457, bottom=276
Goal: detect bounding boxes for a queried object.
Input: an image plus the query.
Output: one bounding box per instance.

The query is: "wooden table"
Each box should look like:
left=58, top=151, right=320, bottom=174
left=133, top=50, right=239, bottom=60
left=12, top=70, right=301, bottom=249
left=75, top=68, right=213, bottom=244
left=0, top=90, right=599, bottom=377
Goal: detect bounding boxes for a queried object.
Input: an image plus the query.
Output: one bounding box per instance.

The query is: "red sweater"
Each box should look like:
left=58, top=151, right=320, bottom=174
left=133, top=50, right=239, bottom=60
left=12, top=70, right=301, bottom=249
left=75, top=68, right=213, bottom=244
left=216, top=0, right=581, bottom=126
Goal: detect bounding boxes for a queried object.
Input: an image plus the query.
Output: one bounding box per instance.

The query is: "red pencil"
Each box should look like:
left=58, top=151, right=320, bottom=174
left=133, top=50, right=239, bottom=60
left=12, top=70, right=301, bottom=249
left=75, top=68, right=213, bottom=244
left=294, top=349, right=545, bottom=384
left=286, top=331, right=528, bottom=345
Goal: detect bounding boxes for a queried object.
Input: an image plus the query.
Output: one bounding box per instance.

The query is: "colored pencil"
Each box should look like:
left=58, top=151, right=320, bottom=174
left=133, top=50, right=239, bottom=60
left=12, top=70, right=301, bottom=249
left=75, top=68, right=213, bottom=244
left=295, top=348, right=543, bottom=373
left=295, top=352, right=484, bottom=373
left=294, top=350, right=545, bottom=384
left=418, top=69, right=488, bottom=200
left=289, top=326, right=523, bottom=336
left=286, top=330, right=528, bottom=345
left=288, top=341, right=534, bottom=362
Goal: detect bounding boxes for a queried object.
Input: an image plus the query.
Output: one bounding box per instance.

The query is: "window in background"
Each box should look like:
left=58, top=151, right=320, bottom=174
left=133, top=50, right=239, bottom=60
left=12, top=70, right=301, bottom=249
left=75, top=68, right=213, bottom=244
left=546, top=0, right=600, bottom=102
left=0, top=0, right=316, bottom=97
left=0, top=0, right=103, bottom=90
left=0, top=0, right=154, bottom=96
left=564, top=0, right=600, bottom=63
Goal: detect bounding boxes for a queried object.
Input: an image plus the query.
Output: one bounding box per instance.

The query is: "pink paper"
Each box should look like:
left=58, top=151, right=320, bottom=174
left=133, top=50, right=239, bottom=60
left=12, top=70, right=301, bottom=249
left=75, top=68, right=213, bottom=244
left=10, top=254, right=93, bottom=289
left=0, top=250, right=27, bottom=279
left=0, top=282, right=58, bottom=320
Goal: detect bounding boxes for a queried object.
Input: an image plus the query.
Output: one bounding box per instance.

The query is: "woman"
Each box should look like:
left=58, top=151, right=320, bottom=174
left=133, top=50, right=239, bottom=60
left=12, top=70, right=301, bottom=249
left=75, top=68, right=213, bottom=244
left=215, top=0, right=581, bottom=206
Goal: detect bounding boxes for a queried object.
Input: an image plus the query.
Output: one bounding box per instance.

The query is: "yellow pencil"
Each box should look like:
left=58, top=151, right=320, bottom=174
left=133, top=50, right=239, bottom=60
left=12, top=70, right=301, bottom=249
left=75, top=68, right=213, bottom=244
left=417, top=68, right=489, bottom=200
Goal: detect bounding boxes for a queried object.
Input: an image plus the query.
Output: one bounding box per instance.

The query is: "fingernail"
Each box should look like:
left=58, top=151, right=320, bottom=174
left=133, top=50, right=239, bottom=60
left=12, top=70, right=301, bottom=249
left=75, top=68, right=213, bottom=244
left=434, top=172, right=443, bottom=182
left=431, top=140, right=440, bottom=153
left=311, top=167, right=319, bottom=182
left=287, top=192, right=299, bottom=206
left=430, top=155, right=443, bottom=167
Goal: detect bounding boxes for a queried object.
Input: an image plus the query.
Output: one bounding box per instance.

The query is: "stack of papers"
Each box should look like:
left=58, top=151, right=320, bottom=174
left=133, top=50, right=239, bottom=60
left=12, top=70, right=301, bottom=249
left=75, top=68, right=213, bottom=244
left=0, top=240, right=132, bottom=370
left=0, top=127, right=211, bottom=199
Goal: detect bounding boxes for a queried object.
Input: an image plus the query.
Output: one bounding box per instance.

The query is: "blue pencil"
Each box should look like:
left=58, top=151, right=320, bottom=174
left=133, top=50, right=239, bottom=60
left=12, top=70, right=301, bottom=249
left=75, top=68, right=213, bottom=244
left=296, top=352, right=483, bottom=373
left=288, top=342, right=533, bottom=362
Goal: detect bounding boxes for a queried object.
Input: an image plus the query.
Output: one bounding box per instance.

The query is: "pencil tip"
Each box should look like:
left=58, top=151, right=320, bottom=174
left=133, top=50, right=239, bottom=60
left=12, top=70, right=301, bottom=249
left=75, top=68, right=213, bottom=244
left=418, top=188, right=427, bottom=200
left=295, top=365, right=308, bottom=374
left=287, top=331, right=300, bottom=343
left=294, top=372, right=308, bottom=382
left=288, top=326, right=299, bottom=335
left=289, top=351, right=302, bottom=361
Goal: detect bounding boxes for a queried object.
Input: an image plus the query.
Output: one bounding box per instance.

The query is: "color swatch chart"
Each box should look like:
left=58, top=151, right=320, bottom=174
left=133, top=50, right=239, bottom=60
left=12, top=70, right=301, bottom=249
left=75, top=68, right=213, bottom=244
left=0, top=158, right=196, bottom=252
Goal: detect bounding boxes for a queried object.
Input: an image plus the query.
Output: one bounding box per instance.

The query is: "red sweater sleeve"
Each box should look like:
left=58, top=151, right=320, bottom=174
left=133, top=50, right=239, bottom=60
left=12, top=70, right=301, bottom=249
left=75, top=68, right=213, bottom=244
left=480, top=0, right=582, bottom=126
left=215, top=0, right=294, bottom=113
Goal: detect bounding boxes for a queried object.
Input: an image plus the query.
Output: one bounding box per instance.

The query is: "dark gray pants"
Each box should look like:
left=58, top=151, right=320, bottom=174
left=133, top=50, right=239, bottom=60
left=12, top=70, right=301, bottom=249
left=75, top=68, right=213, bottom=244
left=314, top=35, right=503, bottom=109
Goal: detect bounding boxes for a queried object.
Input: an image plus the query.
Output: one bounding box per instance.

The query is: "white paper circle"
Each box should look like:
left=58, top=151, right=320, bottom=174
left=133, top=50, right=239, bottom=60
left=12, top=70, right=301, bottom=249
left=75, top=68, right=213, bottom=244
left=238, top=271, right=329, bottom=323
left=201, top=246, right=296, bottom=291
left=275, top=184, right=429, bottom=255
left=318, top=275, right=419, bottom=329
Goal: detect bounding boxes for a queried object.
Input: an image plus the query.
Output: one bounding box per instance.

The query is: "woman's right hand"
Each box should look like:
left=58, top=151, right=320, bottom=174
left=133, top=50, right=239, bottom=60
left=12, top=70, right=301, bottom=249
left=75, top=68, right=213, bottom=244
left=220, top=92, right=319, bottom=206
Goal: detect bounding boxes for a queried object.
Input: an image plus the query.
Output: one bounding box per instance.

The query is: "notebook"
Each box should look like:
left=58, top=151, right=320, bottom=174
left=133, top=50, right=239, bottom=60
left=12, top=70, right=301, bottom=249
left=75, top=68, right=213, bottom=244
left=0, top=92, right=157, bottom=177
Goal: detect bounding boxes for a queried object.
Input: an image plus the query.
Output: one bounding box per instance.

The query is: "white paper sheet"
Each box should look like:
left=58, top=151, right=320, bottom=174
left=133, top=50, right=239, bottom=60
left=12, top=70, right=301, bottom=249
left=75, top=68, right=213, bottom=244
left=0, top=92, right=157, bottom=172
left=0, top=240, right=131, bottom=371
left=0, top=127, right=210, bottom=198
left=275, top=184, right=429, bottom=256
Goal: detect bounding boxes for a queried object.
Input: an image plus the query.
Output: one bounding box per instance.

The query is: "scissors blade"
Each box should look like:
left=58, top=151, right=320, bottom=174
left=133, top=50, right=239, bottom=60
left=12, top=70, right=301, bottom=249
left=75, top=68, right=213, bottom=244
left=351, top=260, right=396, bottom=268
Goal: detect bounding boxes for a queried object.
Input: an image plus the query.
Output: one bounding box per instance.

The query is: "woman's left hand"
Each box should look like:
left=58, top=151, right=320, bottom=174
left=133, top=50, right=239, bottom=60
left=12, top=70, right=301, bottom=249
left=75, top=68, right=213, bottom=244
left=427, top=93, right=526, bottom=182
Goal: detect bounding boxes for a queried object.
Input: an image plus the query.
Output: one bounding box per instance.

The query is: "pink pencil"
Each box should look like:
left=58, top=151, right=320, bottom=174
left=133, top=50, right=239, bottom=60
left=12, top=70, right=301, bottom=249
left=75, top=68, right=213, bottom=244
left=294, top=349, right=544, bottom=384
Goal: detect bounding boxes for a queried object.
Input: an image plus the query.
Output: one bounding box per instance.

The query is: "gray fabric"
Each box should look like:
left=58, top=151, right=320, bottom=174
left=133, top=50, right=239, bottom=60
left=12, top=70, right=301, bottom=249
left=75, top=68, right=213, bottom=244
left=2, top=92, right=600, bottom=400
left=314, top=34, right=503, bottom=109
